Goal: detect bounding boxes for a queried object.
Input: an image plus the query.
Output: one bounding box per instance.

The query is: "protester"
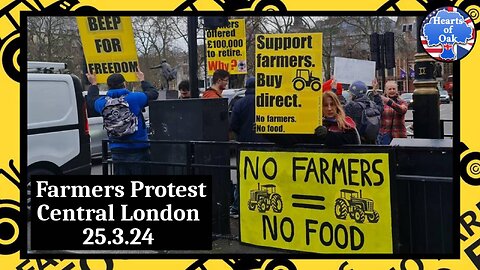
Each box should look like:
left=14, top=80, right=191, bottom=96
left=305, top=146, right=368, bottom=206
left=230, top=77, right=267, bottom=143
left=86, top=67, right=159, bottom=175
left=344, top=80, right=383, bottom=144
left=264, top=91, right=359, bottom=146
left=377, top=80, right=408, bottom=145
left=320, top=91, right=360, bottom=146
left=229, top=77, right=268, bottom=218
left=203, top=69, right=230, bottom=98
left=178, top=80, right=191, bottom=99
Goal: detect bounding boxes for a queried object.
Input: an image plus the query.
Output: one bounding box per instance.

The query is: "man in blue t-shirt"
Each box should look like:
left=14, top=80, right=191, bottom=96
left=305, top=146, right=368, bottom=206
left=86, top=68, right=159, bottom=175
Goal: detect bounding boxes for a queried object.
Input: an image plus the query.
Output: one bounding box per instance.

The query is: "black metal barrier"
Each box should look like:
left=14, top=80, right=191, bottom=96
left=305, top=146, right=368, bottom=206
left=390, top=138, right=453, bottom=254
left=101, top=138, right=453, bottom=255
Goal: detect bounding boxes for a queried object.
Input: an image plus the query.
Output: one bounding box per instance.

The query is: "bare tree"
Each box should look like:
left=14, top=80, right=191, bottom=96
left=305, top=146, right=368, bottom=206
left=133, top=16, right=189, bottom=88
left=27, top=17, right=83, bottom=75
left=338, top=16, right=396, bottom=54
left=260, top=16, right=295, bottom=34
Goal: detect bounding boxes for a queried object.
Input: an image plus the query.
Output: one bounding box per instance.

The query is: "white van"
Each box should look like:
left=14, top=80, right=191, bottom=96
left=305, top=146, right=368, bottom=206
left=27, top=62, right=91, bottom=177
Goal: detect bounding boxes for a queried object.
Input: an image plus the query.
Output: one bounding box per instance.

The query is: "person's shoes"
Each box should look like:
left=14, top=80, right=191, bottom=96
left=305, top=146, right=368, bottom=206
left=229, top=208, right=239, bottom=219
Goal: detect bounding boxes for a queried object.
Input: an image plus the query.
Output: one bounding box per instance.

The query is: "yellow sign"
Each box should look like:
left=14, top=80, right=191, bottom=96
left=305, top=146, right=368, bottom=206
left=255, top=33, right=323, bottom=134
left=77, top=16, right=139, bottom=83
left=239, top=150, right=393, bottom=254
left=205, top=19, right=247, bottom=75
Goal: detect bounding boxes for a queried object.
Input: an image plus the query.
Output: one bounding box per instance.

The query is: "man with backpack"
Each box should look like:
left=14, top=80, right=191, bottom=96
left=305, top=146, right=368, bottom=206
left=86, top=67, right=159, bottom=175
left=344, top=80, right=383, bottom=144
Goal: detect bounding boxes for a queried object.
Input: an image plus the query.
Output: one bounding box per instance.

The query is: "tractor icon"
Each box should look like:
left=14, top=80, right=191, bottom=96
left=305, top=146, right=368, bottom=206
left=334, top=189, right=379, bottom=223
left=248, top=184, right=283, bottom=213
left=292, top=69, right=321, bottom=91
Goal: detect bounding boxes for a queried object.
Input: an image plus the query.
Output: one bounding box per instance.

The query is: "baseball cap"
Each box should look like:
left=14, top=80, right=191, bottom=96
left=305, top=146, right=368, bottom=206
left=349, top=81, right=368, bottom=97
left=107, top=73, right=126, bottom=88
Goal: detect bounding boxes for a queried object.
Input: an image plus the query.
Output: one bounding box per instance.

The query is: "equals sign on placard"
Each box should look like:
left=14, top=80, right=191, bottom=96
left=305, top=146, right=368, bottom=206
left=291, top=194, right=325, bottom=210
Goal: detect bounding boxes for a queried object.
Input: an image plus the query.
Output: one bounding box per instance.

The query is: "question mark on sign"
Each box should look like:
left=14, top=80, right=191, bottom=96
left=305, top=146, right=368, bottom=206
left=231, top=59, right=237, bottom=71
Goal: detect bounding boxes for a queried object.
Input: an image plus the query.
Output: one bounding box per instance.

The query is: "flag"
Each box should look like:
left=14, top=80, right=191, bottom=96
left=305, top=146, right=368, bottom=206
left=409, top=67, right=415, bottom=78
left=400, top=68, right=406, bottom=79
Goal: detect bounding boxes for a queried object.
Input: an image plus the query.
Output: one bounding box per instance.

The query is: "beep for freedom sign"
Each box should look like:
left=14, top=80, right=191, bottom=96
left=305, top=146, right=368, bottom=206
left=255, top=33, right=323, bottom=134
left=239, top=150, right=394, bottom=254
left=205, top=19, right=247, bottom=75
left=77, top=16, right=140, bottom=83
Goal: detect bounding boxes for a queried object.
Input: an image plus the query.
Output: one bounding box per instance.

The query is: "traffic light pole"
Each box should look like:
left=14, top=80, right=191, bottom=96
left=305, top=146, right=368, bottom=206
left=412, top=16, right=441, bottom=139
left=188, top=16, right=199, bottom=98
left=370, top=32, right=394, bottom=90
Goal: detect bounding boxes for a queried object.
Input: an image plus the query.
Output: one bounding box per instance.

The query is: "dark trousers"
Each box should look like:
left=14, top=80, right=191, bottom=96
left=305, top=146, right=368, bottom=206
left=231, top=184, right=239, bottom=211
left=112, top=148, right=151, bottom=175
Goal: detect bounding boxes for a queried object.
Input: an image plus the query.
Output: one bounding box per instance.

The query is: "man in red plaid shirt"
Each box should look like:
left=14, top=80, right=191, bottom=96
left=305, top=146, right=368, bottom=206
left=377, top=80, right=408, bottom=145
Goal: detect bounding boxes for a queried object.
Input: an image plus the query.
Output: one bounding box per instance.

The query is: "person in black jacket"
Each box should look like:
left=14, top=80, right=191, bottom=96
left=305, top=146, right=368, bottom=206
left=229, top=76, right=268, bottom=218
left=230, top=77, right=268, bottom=143
left=344, top=80, right=383, bottom=144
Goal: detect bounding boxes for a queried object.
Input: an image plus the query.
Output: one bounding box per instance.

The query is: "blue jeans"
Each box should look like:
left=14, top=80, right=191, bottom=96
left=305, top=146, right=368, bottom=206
left=111, top=148, right=151, bottom=175
left=377, top=132, right=392, bottom=145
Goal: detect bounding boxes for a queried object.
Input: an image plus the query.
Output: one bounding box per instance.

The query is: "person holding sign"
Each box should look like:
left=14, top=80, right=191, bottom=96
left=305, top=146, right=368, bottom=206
left=229, top=77, right=269, bottom=218
left=377, top=80, right=408, bottom=145
left=86, top=67, right=159, bottom=175
left=319, top=91, right=360, bottom=146
left=202, top=69, right=230, bottom=98
left=265, top=92, right=359, bottom=146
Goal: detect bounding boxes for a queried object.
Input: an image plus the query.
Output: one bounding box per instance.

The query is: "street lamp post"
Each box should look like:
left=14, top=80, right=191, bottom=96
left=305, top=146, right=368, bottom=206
left=412, top=16, right=441, bottom=139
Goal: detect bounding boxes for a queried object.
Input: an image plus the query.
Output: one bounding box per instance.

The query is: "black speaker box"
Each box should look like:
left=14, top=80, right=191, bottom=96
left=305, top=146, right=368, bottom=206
left=384, top=32, right=396, bottom=69
left=148, top=98, right=231, bottom=235
left=370, top=33, right=383, bottom=70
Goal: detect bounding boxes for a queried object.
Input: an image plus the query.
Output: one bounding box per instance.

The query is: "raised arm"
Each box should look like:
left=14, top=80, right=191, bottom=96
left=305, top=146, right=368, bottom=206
left=136, top=66, right=159, bottom=101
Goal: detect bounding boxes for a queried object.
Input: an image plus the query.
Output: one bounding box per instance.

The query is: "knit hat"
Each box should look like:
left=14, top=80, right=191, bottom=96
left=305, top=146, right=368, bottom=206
left=245, top=77, right=255, bottom=89
left=107, top=73, right=126, bottom=89
left=322, top=78, right=343, bottom=96
left=349, top=81, right=368, bottom=97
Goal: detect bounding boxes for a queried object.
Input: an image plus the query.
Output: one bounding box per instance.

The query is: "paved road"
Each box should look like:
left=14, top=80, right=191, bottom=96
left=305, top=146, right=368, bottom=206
left=405, top=101, right=453, bottom=137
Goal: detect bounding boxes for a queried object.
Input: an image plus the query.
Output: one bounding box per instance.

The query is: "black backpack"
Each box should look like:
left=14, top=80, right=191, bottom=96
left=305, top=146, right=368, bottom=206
left=358, top=101, right=381, bottom=143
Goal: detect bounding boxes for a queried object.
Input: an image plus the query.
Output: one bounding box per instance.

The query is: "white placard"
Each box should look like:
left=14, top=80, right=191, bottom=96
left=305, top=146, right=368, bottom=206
left=333, top=57, right=376, bottom=86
